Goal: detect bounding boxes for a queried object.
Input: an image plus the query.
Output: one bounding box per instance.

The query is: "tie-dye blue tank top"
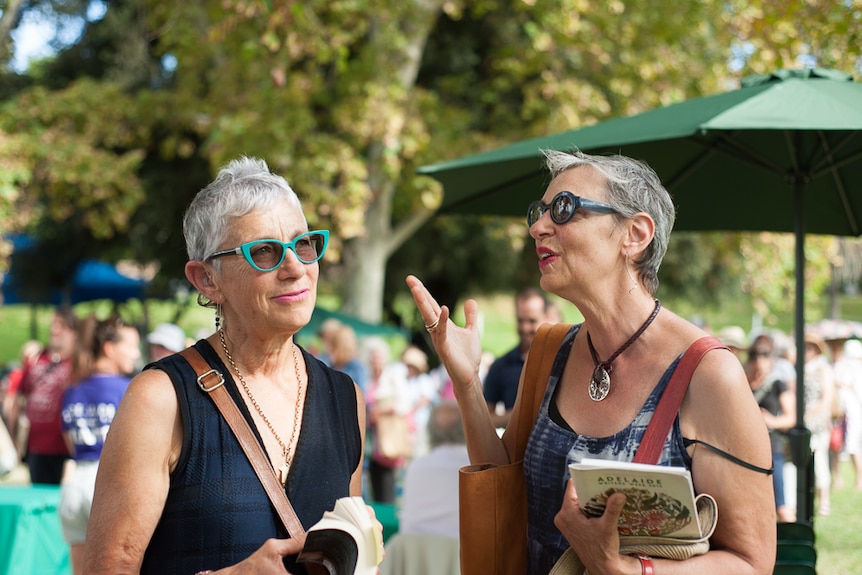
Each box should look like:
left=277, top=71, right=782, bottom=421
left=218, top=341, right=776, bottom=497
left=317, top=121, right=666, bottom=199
left=523, top=324, right=692, bottom=575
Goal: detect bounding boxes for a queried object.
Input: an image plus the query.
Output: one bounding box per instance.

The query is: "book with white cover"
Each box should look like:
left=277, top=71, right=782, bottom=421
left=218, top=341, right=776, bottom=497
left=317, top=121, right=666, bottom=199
left=568, top=458, right=703, bottom=539
left=297, top=496, right=383, bottom=575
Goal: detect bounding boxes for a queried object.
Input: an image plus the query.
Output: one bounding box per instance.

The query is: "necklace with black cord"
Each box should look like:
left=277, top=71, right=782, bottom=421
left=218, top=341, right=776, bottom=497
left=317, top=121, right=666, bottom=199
left=586, top=299, right=661, bottom=402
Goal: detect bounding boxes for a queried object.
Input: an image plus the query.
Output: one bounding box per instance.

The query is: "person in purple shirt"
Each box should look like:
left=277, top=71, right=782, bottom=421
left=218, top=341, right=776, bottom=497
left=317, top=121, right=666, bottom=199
left=60, top=315, right=140, bottom=575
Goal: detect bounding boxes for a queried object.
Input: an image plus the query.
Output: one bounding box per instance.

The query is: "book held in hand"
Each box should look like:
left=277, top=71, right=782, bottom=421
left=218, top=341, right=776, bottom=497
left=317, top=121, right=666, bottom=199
left=297, top=496, right=383, bottom=575
left=568, top=458, right=704, bottom=539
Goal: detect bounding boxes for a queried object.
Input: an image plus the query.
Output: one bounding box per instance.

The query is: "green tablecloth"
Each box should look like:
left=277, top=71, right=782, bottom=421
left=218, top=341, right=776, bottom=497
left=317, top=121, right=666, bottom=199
left=369, top=502, right=399, bottom=543
left=0, top=486, right=70, bottom=575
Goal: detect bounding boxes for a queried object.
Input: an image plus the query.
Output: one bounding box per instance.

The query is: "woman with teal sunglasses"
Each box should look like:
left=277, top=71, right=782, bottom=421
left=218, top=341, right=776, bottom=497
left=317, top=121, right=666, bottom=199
left=85, top=157, right=376, bottom=574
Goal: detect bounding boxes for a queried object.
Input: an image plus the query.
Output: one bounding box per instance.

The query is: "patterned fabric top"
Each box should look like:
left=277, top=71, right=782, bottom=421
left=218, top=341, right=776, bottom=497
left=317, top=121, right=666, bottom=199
left=523, top=324, right=692, bottom=575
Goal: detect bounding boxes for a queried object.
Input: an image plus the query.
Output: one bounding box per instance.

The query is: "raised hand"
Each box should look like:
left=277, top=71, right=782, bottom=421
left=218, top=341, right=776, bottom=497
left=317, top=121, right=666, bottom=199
left=406, top=275, right=484, bottom=395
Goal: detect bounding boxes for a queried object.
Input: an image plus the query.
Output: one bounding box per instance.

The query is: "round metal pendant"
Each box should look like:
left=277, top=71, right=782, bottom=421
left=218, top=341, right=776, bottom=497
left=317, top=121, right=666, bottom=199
left=589, top=367, right=611, bottom=402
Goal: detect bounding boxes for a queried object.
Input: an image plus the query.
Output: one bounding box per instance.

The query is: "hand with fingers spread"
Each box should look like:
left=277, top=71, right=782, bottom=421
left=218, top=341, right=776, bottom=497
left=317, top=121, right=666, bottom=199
left=406, top=275, right=484, bottom=394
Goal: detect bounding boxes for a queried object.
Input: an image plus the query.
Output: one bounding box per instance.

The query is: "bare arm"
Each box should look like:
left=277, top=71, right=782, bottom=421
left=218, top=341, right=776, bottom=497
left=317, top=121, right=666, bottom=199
left=678, top=349, right=776, bottom=574
left=351, top=383, right=367, bottom=497
left=84, top=369, right=181, bottom=574
left=487, top=402, right=512, bottom=429
left=406, top=275, right=508, bottom=465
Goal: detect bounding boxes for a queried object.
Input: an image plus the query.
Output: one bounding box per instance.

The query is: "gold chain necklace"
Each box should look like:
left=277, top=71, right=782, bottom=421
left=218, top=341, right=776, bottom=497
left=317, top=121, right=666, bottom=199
left=219, top=328, right=303, bottom=485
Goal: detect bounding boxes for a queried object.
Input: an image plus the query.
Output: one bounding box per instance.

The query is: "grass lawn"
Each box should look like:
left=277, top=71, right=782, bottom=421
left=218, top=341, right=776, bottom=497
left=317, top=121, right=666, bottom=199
left=814, top=459, right=862, bottom=574
left=2, top=292, right=861, bottom=367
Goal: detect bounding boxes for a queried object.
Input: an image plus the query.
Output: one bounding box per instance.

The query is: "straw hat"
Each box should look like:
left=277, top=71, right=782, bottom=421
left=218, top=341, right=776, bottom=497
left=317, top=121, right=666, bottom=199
left=716, top=326, right=747, bottom=350
left=401, top=346, right=429, bottom=373
left=803, top=332, right=827, bottom=356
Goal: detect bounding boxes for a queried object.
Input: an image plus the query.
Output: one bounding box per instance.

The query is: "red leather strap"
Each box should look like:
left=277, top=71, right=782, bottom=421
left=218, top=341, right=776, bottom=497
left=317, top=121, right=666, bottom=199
left=633, top=553, right=654, bottom=575
left=180, top=347, right=307, bottom=544
left=633, top=336, right=725, bottom=465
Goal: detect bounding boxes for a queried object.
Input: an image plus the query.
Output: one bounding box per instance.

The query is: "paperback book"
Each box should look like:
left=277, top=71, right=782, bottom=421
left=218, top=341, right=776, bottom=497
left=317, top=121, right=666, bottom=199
left=297, top=496, right=383, bottom=575
left=568, top=458, right=704, bottom=539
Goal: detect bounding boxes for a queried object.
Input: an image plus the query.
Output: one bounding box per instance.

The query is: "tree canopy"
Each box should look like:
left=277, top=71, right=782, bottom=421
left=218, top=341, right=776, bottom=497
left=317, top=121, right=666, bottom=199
left=2, top=0, right=861, bottom=325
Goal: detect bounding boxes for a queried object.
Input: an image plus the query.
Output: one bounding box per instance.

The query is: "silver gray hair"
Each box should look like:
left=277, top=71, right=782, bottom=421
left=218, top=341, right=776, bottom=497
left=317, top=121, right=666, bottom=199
left=541, top=149, right=675, bottom=294
left=427, top=401, right=465, bottom=448
left=183, top=156, right=303, bottom=263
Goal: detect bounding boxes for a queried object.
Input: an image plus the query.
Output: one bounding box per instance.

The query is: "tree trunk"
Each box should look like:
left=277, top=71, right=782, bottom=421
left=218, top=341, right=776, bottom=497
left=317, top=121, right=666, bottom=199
left=0, top=0, right=25, bottom=68
left=337, top=0, right=444, bottom=323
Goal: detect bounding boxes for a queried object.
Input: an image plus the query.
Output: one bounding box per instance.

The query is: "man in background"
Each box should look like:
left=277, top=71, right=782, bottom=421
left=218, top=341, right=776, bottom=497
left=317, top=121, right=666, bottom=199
left=483, top=288, right=556, bottom=429
left=398, top=401, right=469, bottom=539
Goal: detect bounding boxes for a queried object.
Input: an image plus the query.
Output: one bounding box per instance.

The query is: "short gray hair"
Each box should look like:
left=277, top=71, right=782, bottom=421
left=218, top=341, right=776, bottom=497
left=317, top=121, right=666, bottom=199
left=183, top=156, right=303, bottom=264
left=541, top=149, right=675, bottom=294
left=427, top=401, right=465, bottom=448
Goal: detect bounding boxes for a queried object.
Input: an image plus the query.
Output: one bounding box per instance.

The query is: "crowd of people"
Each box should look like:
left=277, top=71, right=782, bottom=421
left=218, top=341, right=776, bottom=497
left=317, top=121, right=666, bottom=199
left=0, top=311, right=188, bottom=574
left=716, top=322, right=862, bottom=521
left=0, top=151, right=860, bottom=575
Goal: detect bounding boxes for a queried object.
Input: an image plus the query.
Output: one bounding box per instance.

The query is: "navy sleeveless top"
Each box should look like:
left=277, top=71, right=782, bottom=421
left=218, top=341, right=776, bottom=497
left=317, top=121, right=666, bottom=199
left=524, top=325, right=692, bottom=575
left=140, top=340, right=361, bottom=574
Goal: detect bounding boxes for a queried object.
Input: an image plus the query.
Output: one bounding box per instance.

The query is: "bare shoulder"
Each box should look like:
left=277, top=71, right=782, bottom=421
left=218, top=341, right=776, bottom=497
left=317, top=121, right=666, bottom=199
left=681, top=341, right=776, bottom=573
left=681, top=340, right=771, bottom=470
left=107, top=367, right=182, bottom=471
left=685, top=345, right=751, bottom=415
left=123, top=369, right=178, bottom=417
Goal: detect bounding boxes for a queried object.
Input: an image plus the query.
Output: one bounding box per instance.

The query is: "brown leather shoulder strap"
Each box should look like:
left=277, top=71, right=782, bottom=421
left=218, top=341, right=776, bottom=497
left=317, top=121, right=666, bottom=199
left=179, top=346, right=307, bottom=544
left=633, top=336, right=726, bottom=465
left=508, top=322, right=572, bottom=460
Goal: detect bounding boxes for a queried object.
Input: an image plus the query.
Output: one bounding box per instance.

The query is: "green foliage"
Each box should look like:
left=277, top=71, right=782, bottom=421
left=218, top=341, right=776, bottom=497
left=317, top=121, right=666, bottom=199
left=739, top=233, right=835, bottom=324
left=384, top=215, right=528, bottom=313
left=725, top=0, right=862, bottom=74
left=659, top=232, right=743, bottom=305
left=2, top=0, right=861, bottom=321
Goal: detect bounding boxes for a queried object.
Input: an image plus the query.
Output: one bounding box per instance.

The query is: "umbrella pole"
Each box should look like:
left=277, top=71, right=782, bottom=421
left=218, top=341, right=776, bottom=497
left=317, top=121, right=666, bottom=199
left=789, top=178, right=814, bottom=523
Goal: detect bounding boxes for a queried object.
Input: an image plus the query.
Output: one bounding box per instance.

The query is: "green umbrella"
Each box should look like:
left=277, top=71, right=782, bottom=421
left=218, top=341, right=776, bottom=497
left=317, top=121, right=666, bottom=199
left=418, top=67, right=862, bottom=522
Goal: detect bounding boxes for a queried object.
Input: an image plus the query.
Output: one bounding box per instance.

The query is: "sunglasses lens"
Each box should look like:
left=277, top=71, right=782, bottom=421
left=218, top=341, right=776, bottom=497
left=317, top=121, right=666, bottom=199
left=551, top=194, right=575, bottom=224
left=248, top=242, right=285, bottom=270
left=294, top=233, right=324, bottom=263
left=527, top=202, right=543, bottom=226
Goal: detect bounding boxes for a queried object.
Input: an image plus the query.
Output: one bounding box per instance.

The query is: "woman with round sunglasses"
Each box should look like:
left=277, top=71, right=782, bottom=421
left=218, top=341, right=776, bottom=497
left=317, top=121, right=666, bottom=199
left=407, top=149, right=776, bottom=575
left=85, top=157, right=372, bottom=574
